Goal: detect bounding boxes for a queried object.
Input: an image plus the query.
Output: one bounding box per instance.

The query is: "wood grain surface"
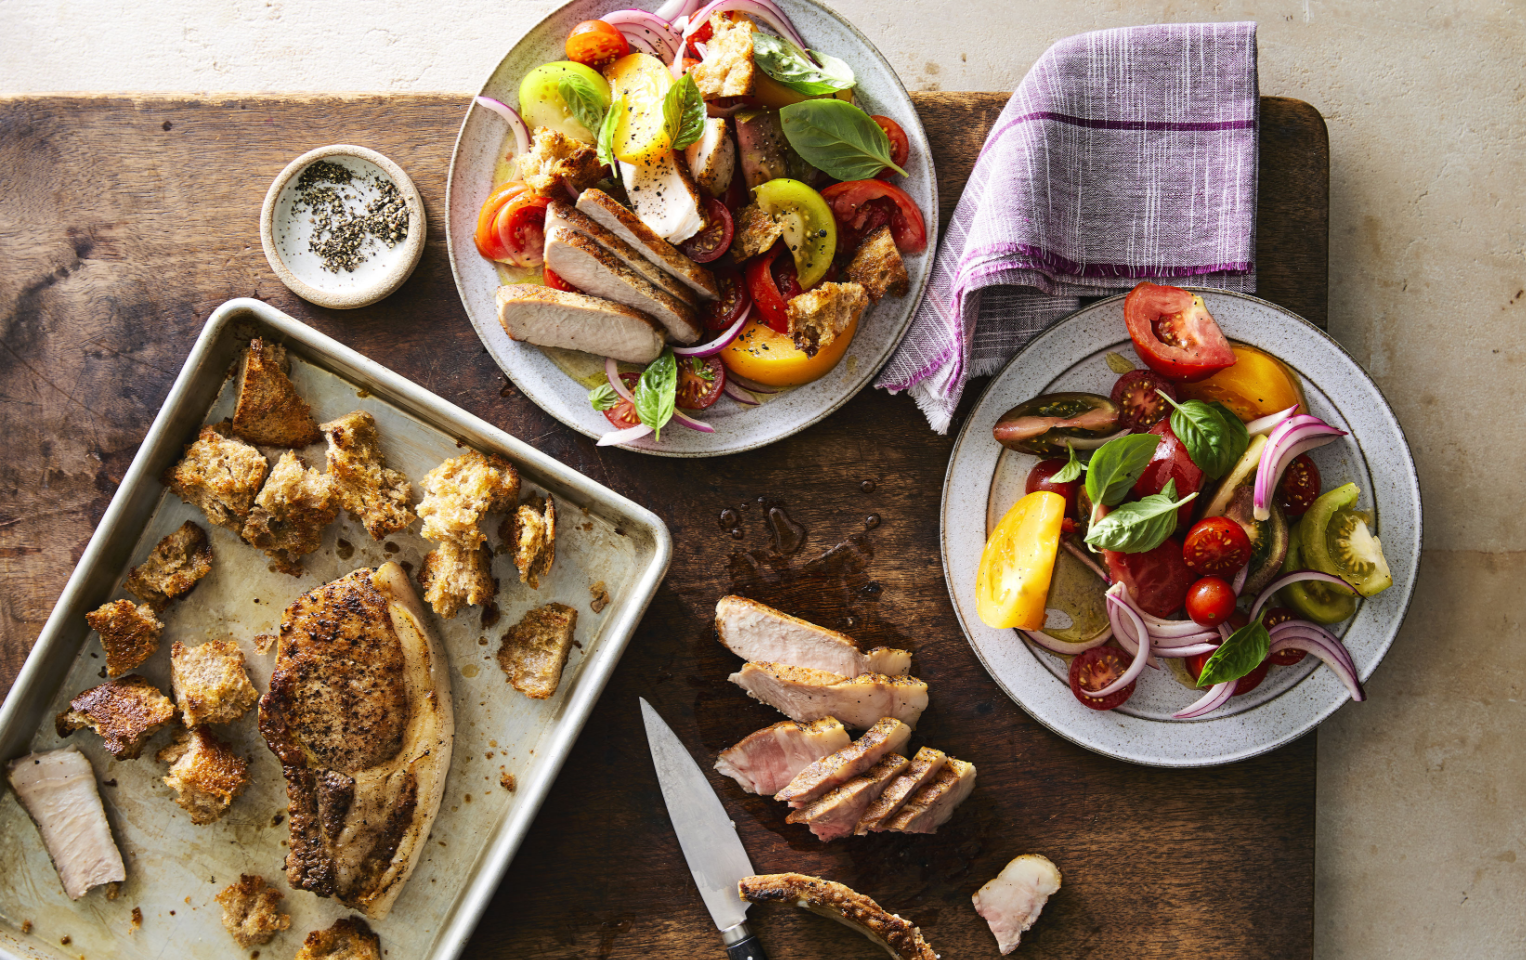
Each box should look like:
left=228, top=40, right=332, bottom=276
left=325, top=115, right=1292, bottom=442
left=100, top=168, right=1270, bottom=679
left=0, top=92, right=1328, bottom=959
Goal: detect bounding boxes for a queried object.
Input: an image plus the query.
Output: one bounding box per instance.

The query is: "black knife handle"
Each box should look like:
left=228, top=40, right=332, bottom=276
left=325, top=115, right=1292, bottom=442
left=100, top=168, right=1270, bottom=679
left=726, top=933, right=767, bottom=960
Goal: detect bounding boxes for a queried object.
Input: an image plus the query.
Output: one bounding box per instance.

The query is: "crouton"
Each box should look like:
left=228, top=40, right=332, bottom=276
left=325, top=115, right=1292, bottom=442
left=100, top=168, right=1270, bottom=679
left=170, top=639, right=258, bottom=727
left=845, top=225, right=910, bottom=301
left=730, top=203, right=785, bottom=261
left=85, top=599, right=164, bottom=677
left=690, top=13, right=756, bottom=98
left=293, top=917, right=381, bottom=960
left=502, top=494, right=556, bottom=589
left=215, top=874, right=292, bottom=948
left=124, top=521, right=213, bottom=612
left=232, top=338, right=322, bottom=447
left=56, top=676, right=177, bottom=759
left=418, top=541, right=495, bottom=620
left=497, top=603, right=578, bottom=700
left=321, top=411, right=416, bottom=540
left=157, top=727, right=249, bottom=825
left=416, top=450, right=520, bottom=548
left=520, top=126, right=607, bottom=198
left=243, top=451, right=338, bottom=575
left=786, top=281, right=870, bottom=356
left=162, top=421, right=269, bottom=535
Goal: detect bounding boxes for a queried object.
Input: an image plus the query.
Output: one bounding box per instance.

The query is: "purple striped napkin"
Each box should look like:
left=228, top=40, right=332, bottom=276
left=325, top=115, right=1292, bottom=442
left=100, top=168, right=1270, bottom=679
left=877, top=22, right=1259, bottom=432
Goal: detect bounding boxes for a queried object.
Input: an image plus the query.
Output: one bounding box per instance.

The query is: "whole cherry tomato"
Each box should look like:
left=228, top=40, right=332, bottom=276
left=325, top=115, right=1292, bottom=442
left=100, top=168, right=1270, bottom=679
left=1185, top=576, right=1237, bottom=627
left=1182, top=516, right=1253, bottom=577
left=565, top=20, right=630, bottom=68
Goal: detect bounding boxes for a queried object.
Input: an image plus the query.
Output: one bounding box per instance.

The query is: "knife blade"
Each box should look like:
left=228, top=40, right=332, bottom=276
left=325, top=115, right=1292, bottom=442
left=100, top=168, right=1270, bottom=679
left=640, top=697, right=768, bottom=960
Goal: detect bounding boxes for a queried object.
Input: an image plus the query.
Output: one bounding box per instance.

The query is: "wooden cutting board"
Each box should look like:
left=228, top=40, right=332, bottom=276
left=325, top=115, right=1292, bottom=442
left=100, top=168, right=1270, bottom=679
left=0, top=93, right=1327, bottom=959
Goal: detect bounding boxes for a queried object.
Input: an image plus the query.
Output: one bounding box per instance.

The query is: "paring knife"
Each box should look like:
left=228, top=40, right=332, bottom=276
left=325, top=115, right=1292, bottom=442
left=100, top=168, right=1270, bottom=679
left=640, top=697, right=768, bottom=960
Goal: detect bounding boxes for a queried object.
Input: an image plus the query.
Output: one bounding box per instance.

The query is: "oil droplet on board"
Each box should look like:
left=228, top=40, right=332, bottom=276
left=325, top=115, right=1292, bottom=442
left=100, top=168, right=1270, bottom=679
left=864, top=514, right=881, bottom=530
left=730, top=528, right=745, bottom=539
left=766, top=504, right=807, bottom=556
left=718, top=508, right=740, bottom=529
left=860, top=479, right=876, bottom=493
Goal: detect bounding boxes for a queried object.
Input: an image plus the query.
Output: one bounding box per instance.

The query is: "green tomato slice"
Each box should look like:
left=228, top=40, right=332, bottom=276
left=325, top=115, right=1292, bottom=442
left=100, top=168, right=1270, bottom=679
left=751, top=178, right=837, bottom=289
left=1280, top=528, right=1358, bottom=624
left=519, top=61, right=611, bottom=143
left=1299, top=482, right=1394, bottom=597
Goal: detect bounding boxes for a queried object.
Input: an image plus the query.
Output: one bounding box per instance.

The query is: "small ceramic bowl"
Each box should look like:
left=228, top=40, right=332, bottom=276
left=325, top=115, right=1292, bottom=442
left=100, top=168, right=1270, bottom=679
left=260, top=144, right=426, bottom=309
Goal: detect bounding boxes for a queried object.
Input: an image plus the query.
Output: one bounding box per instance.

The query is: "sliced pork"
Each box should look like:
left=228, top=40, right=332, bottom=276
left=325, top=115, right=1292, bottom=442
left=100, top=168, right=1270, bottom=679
left=685, top=117, right=736, bottom=197
left=618, top=150, right=706, bottom=244
left=545, top=201, right=697, bottom=306
left=973, top=854, right=1063, bottom=955
left=739, top=873, right=938, bottom=960
left=543, top=223, right=702, bottom=344
left=714, top=717, right=851, bottom=796
left=776, top=717, right=912, bottom=807
left=729, top=662, right=928, bottom=730
left=714, top=595, right=911, bottom=677
left=7, top=746, right=126, bottom=899
left=886, top=757, right=976, bottom=834
left=576, top=189, right=719, bottom=301
left=856, top=746, right=947, bottom=835
left=496, top=284, right=665, bottom=364
left=787, top=753, right=908, bottom=842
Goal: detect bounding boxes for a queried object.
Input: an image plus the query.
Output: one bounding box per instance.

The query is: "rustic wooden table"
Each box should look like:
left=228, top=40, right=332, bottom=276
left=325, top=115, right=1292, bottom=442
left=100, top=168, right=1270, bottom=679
left=0, top=92, right=1327, bottom=958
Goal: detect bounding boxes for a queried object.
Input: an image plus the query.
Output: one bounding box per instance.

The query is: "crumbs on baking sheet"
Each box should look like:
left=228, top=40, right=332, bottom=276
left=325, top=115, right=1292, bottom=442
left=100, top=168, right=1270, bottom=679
left=500, top=768, right=516, bottom=792
left=271, top=812, right=285, bottom=827
left=590, top=580, right=610, bottom=614
left=254, top=634, right=277, bottom=655
left=131, top=907, right=142, bottom=931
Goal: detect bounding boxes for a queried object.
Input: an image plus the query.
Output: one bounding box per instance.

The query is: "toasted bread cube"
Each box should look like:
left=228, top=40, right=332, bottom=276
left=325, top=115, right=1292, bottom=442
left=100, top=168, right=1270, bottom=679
left=503, top=494, right=557, bottom=589
left=321, top=411, right=416, bottom=541
left=85, top=599, right=164, bottom=677
left=243, top=451, right=338, bottom=575
left=418, top=541, right=495, bottom=620
left=232, top=338, right=322, bottom=447
left=730, top=203, right=785, bottom=261
left=497, top=602, right=578, bottom=700
left=170, top=639, right=258, bottom=727
left=294, top=917, right=381, bottom=960
left=56, top=676, right=177, bottom=759
left=690, top=12, right=756, bottom=98
left=417, top=450, right=520, bottom=547
left=521, top=126, right=607, bottom=198
left=786, top=282, right=869, bottom=357
left=215, top=874, right=291, bottom=947
left=125, top=521, right=213, bottom=612
left=162, top=421, right=269, bottom=534
left=157, top=727, right=249, bottom=825
left=845, top=226, right=910, bottom=301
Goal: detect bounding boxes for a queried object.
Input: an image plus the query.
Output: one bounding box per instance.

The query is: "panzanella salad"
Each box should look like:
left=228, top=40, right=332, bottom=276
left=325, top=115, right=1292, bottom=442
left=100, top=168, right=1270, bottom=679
left=976, top=282, right=1394, bottom=719
left=473, top=0, right=928, bottom=446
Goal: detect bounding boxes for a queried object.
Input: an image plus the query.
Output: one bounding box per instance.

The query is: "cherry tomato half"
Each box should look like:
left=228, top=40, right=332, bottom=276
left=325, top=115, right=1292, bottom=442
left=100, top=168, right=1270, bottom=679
left=1186, top=576, right=1237, bottom=627
left=1183, top=516, right=1253, bottom=577
left=871, top=115, right=910, bottom=175
left=1105, top=537, right=1196, bottom=619
left=603, top=372, right=642, bottom=430
left=474, top=181, right=531, bottom=261
left=685, top=19, right=714, bottom=59
left=1277, top=454, right=1322, bottom=517
left=1069, top=646, right=1137, bottom=711
left=705, top=262, right=753, bottom=333
left=679, top=197, right=734, bottom=264
left=565, top=20, right=630, bottom=68
left=1025, top=459, right=1080, bottom=518
left=1123, top=281, right=1237, bottom=382
left=745, top=243, right=801, bottom=334
left=676, top=355, right=726, bottom=410
left=1263, top=606, right=1307, bottom=665
left=1111, top=369, right=1177, bottom=433
left=821, top=180, right=928, bottom=254
left=493, top=194, right=552, bottom=268
left=543, top=266, right=577, bottom=292
left=1131, top=420, right=1204, bottom=531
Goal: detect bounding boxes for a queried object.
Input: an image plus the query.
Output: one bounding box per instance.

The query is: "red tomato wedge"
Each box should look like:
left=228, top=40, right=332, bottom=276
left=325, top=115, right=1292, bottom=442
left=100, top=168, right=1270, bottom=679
left=1131, top=420, right=1204, bottom=531
left=821, top=180, right=927, bottom=254
left=1123, top=281, right=1237, bottom=382
left=474, top=181, right=531, bottom=261
left=1105, top=537, right=1196, bottom=619
left=745, top=243, right=801, bottom=334
left=566, top=20, right=630, bottom=68
left=493, top=194, right=552, bottom=268
left=543, top=266, right=577, bottom=292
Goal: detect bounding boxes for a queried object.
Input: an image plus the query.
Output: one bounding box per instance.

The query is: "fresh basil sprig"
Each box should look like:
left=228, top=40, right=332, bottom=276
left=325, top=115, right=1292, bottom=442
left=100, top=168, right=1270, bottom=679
left=1157, top=390, right=1249, bottom=480
left=587, top=383, right=618, bottom=412
left=1051, top=443, right=1084, bottom=484
left=664, top=75, right=707, bottom=151
left=779, top=99, right=908, bottom=181
left=634, top=349, right=678, bottom=439
left=1196, top=613, right=1271, bottom=687
left=1084, top=479, right=1199, bottom=553
left=752, top=33, right=856, bottom=95
left=1083, top=433, right=1160, bottom=509
left=596, top=96, right=624, bottom=170
left=558, top=74, right=607, bottom=138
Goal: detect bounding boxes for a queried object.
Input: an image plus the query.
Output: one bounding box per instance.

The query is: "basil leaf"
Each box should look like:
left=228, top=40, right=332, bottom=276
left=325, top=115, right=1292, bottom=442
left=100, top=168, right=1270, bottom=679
left=597, top=96, right=624, bottom=171
left=1084, top=479, right=1199, bottom=553
left=1105, top=351, right=1136, bottom=374
left=558, top=74, right=607, bottom=138
left=1208, top=400, right=1250, bottom=467
left=634, top=349, right=678, bottom=440
left=663, top=75, right=707, bottom=151
left=779, top=99, right=907, bottom=181
left=587, top=383, right=618, bottom=412
left=752, top=33, right=856, bottom=95
left=1083, top=433, right=1160, bottom=508
left=1158, top=391, right=1249, bottom=480
left=1051, top=443, right=1083, bottom=484
left=1196, top=615, right=1271, bottom=687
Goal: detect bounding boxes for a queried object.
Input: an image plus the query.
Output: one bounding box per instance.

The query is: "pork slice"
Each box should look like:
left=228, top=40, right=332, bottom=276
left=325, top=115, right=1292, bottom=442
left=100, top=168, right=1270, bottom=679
left=545, top=201, right=697, bottom=306
left=886, top=757, right=976, bottom=835
left=856, top=746, right=947, bottom=835
left=7, top=746, right=125, bottom=899
left=685, top=117, right=736, bottom=197
left=775, top=717, right=912, bottom=806
left=787, top=753, right=909, bottom=842
left=618, top=149, right=707, bottom=244
left=973, top=854, right=1063, bottom=955
left=576, top=188, right=719, bottom=301
left=714, top=595, right=911, bottom=677
left=496, top=284, right=665, bottom=363
left=714, top=717, right=851, bottom=796
left=728, top=662, right=928, bottom=730
left=544, top=224, right=702, bottom=344
left=738, top=873, right=938, bottom=960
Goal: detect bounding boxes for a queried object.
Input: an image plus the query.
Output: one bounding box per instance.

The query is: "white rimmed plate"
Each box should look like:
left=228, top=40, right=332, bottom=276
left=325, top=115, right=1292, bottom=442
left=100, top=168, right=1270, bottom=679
left=941, top=290, right=1422, bottom=767
left=445, top=0, right=936, bottom=457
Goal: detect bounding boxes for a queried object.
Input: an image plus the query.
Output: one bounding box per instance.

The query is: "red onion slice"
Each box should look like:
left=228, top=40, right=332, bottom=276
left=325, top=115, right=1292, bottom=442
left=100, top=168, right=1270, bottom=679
left=1174, top=680, right=1238, bottom=719
left=606, top=357, right=636, bottom=403
left=1245, top=403, right=1301, bottom=437
left=1020, top=627, right=1112, bottom=657
left=597, top=423, right=654, bottom=446
left=1253, top=414, right=1346, bottom=520
left=1231, top=563, right=1249, bottom=596
left=722, top=381, right=761, bottom=405
left=1250, top=569, right=1352, bottom=622
left=1269, top=620, right=1357, bottom=672
left=605, top=10, right=682, bottom=60
left=474, top=96, right=531, bottom=157
left=1268, top=635, right=1366, bottom=701
left=673, top=303, right=752, bottom=357
left=1089, top=594, right=1151, bottom=696
left=655, top=0, right=705, bottom=21
left=672, top=409, right=716, bottom=433
left=684, top=0, right=811, bottom=54
left=1152, top=642, right=1221, bottom=659
left=726, top=372, right=780, bottom=395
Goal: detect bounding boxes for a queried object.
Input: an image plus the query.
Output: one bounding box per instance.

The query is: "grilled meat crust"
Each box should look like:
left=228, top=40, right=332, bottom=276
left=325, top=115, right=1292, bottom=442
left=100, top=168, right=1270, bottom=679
left=56, top=675, right=177, bottom=760
left=124, top=520, right=213, bottom=611
left=738, top=873, right=937, bottom=960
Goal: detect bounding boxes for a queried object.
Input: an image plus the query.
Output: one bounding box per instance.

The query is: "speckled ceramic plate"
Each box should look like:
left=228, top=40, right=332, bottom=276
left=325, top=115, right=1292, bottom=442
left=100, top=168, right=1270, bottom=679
left=942, top=290, right=1422, bottom=767
left=445, top=0, right=934, bottom=457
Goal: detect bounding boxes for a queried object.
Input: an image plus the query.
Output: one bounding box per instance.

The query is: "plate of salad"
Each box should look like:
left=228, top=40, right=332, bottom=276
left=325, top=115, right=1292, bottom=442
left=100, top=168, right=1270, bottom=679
left=445, top=0, right=936, bottom=456
left=941, top=284, right=1422, bottom=767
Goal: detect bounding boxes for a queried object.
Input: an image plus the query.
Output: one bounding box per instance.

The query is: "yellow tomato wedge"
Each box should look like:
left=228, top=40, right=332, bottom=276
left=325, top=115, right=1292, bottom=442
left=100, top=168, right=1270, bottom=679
left=976, top=491, right=1066, bottom=630
left=719, top=312, right=858, bottom=387
left=1177, top=343, right=1307, bottom=422
left=603, top=52, right=674, bottom=163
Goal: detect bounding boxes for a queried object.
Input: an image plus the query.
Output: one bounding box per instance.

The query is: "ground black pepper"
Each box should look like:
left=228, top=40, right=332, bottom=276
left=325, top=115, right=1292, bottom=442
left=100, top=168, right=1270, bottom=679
left=290, top=160, right=410, bottom=273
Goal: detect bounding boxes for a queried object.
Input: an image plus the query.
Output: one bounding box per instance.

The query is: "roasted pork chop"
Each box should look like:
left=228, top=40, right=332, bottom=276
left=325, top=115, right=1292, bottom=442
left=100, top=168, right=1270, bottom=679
left=714, top=596, right=911, bottom=677
left=886, top=757, right=976, bottom=834
left=259, top=562, right=452, bottom=919
left=856, top=746, right=946, bottom=835
left=7, top=747, right=126, bottom=900
left=729, top=662, right=928, bottom=730
left=775, top=717, right=912, bottom=807
left=714, top=717, right=850, bottom=796
left=787, top=753, right=908, bottom=842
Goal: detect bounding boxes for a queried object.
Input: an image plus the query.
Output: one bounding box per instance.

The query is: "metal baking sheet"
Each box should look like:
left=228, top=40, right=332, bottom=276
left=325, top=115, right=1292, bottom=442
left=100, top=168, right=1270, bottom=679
left=0, top=298, right=670, bottom=960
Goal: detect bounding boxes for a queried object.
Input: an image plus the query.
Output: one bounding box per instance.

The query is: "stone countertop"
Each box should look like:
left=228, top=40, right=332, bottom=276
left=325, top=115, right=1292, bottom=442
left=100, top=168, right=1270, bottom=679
left=2, top=2, right=1522, bottom=957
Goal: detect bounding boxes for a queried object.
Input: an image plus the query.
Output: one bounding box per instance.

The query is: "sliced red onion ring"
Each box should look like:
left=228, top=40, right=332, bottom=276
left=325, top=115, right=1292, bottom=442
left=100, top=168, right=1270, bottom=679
left=1218, top=622, right=1234, bottom=642
left=474, top=96, right=530, bottom=157
left=727, top=372, right=779, bottom=395
left=605, top=357, right=636, bottom=403
left=605, top=9, right=682, bottom=60
left=597, top=423, right=653, bottom=446
left=1245, top=403, right=1301, bottom=437
left=1250, top=569, right=1352, bottom=622
left=672, top=409, right=715, bottom=433
left=722, top=382, right=761, bottom=405
left=1270, top=620, right=1357, bottom=671
left=1152, top=630, right=1223, bottom=648
left=1253, top=414, right=1346, bottom=520
left=1105, top=585, right=1158, bottom=668
left=684, top=0, right=811, bottom=55
left=655, top=0, right=704, bottom=21
left=673, top=303, right=752, bottom=357
left=1231, top=563, right=1249, bottom=596
left=1174, top=680, right=1237, bottom=719
left=1021, top=627, right=1112, bottom=657
left=1268, top=635, right=1366, bottom=701
left=1153, top=642, right=1222, bottom=659
left=1089, top=594, right=1151, bottom=697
